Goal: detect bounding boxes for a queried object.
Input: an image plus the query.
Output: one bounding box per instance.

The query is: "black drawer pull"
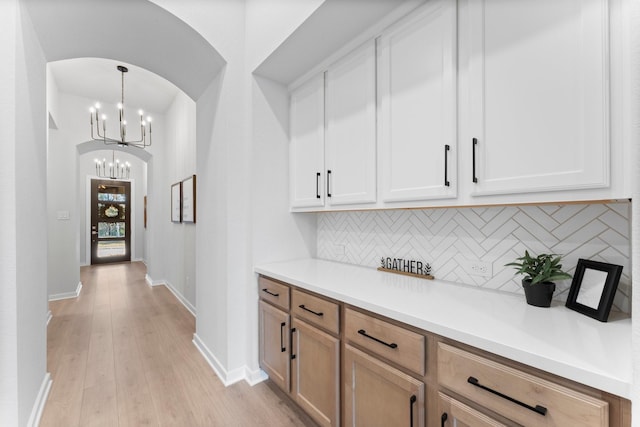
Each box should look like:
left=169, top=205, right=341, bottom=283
left=327, top=170, right=332, bottom=197
left=280, top=322, right=286, bottom=352
left=472, top=138, right=478, bottom=183
left=444, top=144, right=450, bottom=187
left=467, top=376, right=547, bottom=416
left=262, top=288, right=279, bottom=297
left=357, top=329, right=398, bottom=349
left=441, top=413, right=448, bottom=427
left=409, top=395, right=417, bottom=427
left=299, top=304, right=323, bottom=317
left=316, top=172, right=321, bottom=199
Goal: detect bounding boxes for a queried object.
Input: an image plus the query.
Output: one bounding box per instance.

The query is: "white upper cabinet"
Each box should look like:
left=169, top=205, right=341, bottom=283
left=467, top=0, right=610, bottom=197
left=288, top=0, right=628, bottom=211
left=379, top=0, right=457, bottom=203
left=325, top=41, right=377, bottom=206
left=290, top=74, right=325, bottom=209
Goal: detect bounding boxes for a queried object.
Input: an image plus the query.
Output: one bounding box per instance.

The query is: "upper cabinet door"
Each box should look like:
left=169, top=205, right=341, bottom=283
left=290, top=74, right=325, bottom=209
left=468, top=0, right=609, bottom=197
left=325, top=41, right=377, bottom=206
left=379, top=0, right=457, bottom=203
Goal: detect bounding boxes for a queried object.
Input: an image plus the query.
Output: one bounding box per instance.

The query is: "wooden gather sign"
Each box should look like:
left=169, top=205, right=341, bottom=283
left=378, top=257, right=434, bottom=280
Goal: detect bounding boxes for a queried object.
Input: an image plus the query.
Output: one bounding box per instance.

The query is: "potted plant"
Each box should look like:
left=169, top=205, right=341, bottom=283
left=505, top=251, right=572, bottom=307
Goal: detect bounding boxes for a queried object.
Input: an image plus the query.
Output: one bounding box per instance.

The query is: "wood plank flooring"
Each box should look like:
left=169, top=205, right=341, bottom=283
left=41, top=262, right=315, bottom=426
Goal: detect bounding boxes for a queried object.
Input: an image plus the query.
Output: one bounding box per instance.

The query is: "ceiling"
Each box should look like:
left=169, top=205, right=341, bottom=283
left=253, top=0, right=427, bottom=86
left=49, top=58, right=180, bottom=114
left=23, top=0, right=225, bottom=101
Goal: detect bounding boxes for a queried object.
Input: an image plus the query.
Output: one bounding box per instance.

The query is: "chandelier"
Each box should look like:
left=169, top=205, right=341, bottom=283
left=89, top=65, right=153, bottom=148
left=94, top=150, right=131, bottom=180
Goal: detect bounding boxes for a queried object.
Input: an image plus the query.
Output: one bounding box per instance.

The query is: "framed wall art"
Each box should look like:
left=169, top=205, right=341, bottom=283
left=182, top=174, right=196, bottom=223
left=171, top=182, right=182, bottom=223
left=565, top=259, right=623, bottom=322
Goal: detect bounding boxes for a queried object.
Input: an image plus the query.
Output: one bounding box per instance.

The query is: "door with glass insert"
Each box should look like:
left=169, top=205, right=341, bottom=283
left=91, top=179, right=131, bottom=264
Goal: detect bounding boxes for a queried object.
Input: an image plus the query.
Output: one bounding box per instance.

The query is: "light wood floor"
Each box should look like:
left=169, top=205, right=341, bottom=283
left=41, top=262, right=315, bottom=426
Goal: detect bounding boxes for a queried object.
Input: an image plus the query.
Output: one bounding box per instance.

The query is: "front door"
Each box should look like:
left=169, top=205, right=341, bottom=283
left=90, top=179, right=131, bottom=264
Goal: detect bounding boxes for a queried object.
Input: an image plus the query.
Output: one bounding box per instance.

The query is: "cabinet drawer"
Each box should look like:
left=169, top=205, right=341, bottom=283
left=291, top=289, right=340, bottom=335
left=258, top=276, right=290, bottom=311
left=344, top=308, right=425, bottom=376
left=437, top=343, right=609, bottom=427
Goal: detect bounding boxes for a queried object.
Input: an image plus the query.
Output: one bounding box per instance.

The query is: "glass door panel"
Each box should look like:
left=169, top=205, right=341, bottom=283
left=91, top=179, right=131, bottom=264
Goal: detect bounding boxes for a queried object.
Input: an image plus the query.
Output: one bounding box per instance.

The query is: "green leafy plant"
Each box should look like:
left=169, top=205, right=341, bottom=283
left=505, top=251, right=572, bottom=285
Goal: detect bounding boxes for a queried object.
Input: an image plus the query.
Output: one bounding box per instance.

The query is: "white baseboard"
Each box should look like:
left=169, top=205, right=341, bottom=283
left=145, top=274, right=196, bottom=317
left=192, top=334, right=245, bottom=386
left=145, top=273, right=164, bottom=287
left=245, top=367, right=268, bottom=386
left=164, top=280, right=196, bottom=317
left=46, top=310, right=52, bottom=326
left=27, top=372, right=52, bottom=427
left=48, top=282, right=82, bottom=301
left=192, top=334, right=266, bottom=387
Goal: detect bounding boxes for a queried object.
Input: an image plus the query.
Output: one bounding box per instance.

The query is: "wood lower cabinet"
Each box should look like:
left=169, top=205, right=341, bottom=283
left=259, top=281, right=341, bottom=425
left=258, top=275, right=630, bottom=427
left=258, top=300, right=290, bottom=392
left=438, top=392, right=507, bottom=427
left=437, top=342, right=609, bottom=427
left=344, top=344, right=424, bottom=427
left=291, top=318, right=340, bottom=426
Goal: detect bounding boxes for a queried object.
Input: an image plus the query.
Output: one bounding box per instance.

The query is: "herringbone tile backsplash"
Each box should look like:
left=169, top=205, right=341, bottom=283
left=317, top=203, right=631, bottom=313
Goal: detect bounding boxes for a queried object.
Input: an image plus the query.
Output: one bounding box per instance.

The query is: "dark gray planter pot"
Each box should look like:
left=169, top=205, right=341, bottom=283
left=522, top=279, right=555, bottom=307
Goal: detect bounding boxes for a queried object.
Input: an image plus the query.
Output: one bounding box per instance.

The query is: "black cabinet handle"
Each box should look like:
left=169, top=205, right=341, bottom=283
left=326, top=170, right=332, bottom=197
left=441, top=413, right=448, bottom=427
left=262, top=288, right=279, bottom=297
left=299, top=304, right=323, bottom=317
left=444, top=144, right=450, bottom=187
left=280, top=322, right=286, bottom=352
left=290, top=327, right=297, bottom=360
left=472, top=138, right=478, bottom=183
left=467, top=376, right=547, bottom=416
left=357, top=329, right=398, bottom=349
left=316, top=172, right=321, bottom=199
left=409, top=395, right=417, bottom=427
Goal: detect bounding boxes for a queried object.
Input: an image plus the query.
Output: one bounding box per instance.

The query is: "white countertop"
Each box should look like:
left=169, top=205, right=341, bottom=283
left=255, top=258, right=632, bottom=399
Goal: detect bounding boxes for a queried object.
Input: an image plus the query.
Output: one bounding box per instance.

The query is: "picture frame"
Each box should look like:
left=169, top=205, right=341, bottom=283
left=565, top=259, right=623, bottom=322
left=181, top=174, right=196, bottom=223
left=171, top=182, right=182, bottom=223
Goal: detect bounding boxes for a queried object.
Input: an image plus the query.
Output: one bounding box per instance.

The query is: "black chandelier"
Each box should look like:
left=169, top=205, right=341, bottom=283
left=89, top=65, right=153, bottom=148
left=94, top=150, right=131, bottom=180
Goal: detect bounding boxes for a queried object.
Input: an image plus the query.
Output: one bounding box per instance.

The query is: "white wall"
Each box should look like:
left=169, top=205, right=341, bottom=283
left=245, top=0, right=324, bottom=71
left=0, top=1, right=49, bottom=425
left=0, top=1, right=19, bottom=421
left=630, top=0, right=640, bottom=421
left=158, top=91, right=197, bottom=308
left=148, top=0, right=319, bottom=383
left=47, top=93, right=80, bottom=297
